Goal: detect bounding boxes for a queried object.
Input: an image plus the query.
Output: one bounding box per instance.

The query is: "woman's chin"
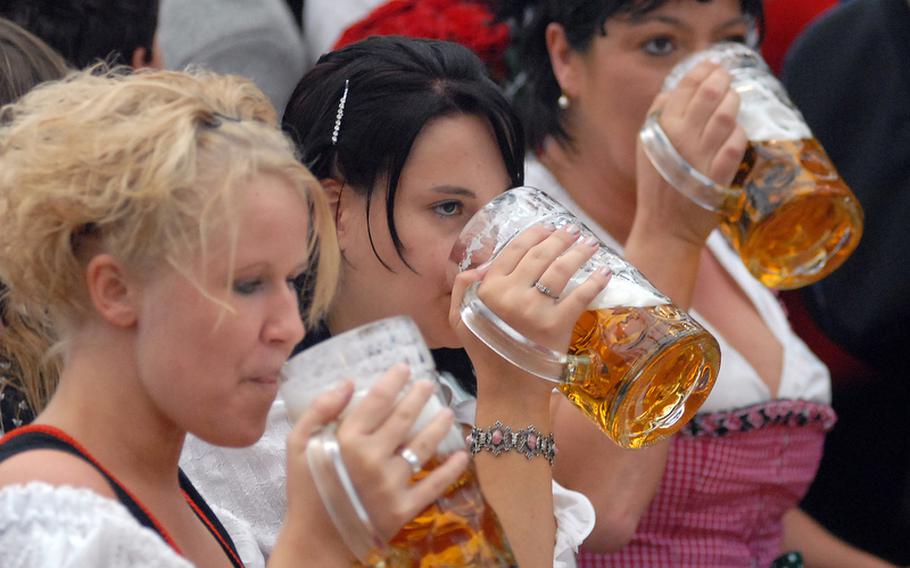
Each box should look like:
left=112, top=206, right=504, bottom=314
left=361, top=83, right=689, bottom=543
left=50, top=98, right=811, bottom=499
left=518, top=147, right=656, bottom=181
left=423, top=327, right=463, bottom=350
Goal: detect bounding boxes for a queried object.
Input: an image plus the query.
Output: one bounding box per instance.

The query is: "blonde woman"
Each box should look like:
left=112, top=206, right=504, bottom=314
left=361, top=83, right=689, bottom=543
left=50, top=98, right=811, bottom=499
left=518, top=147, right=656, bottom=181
left=0, top=68, right=468, bottom=567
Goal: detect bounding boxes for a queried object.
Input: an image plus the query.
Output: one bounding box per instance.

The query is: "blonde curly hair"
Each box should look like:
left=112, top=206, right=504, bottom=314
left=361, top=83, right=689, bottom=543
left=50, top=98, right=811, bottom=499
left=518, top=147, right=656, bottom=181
left=0, top=67, right=340, bottom=410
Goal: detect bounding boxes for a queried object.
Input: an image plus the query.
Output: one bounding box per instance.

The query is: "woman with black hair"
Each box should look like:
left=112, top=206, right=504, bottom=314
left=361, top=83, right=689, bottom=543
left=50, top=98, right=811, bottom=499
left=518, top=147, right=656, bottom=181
left=180, top=34, right=743, bottom=567
left=499, top=0, right=895, bottom=566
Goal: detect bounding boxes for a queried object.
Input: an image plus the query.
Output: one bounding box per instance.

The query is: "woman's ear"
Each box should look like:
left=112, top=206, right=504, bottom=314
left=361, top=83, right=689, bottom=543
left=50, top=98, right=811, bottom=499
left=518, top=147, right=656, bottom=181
left=84, top=254, right=139, bottom=328
left=546, top=22, right=582, bottom=99
left=321, top=178, right=350, bottom=252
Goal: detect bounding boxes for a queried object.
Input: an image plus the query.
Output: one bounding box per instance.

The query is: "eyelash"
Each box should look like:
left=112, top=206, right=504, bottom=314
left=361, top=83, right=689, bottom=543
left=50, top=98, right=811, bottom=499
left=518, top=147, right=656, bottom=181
left=232, top=275, right=301, bottom=296
left=641, top=34, right=751, bottom=56
left=642, top=36, right=675, bottom=56
left=233, top=279, right=263, bottom=295
left=432, top=200, right=464, bottom=218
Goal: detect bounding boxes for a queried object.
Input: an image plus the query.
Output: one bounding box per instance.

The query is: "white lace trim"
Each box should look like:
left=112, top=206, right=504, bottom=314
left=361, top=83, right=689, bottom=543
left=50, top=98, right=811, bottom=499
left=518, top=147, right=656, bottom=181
left=0, top=482, right=193, bottom=567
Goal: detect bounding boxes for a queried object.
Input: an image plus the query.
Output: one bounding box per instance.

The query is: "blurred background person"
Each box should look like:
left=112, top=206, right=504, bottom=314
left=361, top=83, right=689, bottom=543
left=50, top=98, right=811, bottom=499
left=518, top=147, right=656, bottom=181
left=0, top=16, right=70, bottom=435
left=0, top=0, right=162, bottom=69
left=781, top=0, right=910, bottom=564
left=158, top=0, right=307, bottom=114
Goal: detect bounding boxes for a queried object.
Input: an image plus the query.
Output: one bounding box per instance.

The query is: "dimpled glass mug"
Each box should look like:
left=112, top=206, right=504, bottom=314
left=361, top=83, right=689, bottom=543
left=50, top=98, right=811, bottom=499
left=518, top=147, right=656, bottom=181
left=640, top=42, right=863, bottom=290
left=451, top=187, right=721, bottom=449
left=281, top=316, right=515, bottom=567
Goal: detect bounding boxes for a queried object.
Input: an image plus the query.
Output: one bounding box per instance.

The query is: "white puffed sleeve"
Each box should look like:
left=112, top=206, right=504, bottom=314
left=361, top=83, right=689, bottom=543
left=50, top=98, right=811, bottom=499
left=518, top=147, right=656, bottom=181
left=0, top=482, right=193, bottom=568
left=552, top=480, right=595, bottom=568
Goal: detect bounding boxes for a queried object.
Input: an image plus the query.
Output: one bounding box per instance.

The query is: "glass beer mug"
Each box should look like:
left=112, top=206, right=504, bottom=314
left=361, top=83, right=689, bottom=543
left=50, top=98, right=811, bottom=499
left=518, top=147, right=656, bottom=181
left=452, top=187, right=721, bottom=449
left=640, top=42, right=863, bottom=290
left=281, top=316, right=515, bottom=567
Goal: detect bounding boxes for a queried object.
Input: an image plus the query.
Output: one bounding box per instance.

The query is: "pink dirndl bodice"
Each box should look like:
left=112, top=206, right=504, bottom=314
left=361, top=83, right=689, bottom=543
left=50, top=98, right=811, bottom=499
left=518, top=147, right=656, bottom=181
left=578, top=399, right=836, bottom=568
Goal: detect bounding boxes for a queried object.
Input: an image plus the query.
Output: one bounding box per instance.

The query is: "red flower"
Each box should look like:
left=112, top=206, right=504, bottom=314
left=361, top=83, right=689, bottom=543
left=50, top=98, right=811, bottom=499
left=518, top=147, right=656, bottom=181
left=334, top=0, right=511, bottom=80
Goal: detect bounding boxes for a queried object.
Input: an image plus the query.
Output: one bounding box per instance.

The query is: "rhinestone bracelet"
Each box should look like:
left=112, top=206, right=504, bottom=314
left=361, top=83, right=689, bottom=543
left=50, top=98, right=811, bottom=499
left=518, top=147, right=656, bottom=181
left=468, top=420, right=557, bottom=465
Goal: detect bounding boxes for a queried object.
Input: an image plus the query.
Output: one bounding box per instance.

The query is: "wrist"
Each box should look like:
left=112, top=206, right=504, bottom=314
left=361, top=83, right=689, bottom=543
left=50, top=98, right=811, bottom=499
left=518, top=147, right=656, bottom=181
left=272, top=510, right=349, bottom=567
left=469, top=421, right=557, bottom=465
left=474, top=368, right=553, bottom=418
left=626, top=213, right=708, bottom=257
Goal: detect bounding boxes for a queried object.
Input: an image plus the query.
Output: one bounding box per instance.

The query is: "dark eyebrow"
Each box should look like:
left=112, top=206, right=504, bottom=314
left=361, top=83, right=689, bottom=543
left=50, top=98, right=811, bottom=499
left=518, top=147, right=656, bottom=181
left=626, top=14, right=688, bottom=27
left=431, top=185, right=478, bottom=199
left=626, top=14, right=750, bottom=32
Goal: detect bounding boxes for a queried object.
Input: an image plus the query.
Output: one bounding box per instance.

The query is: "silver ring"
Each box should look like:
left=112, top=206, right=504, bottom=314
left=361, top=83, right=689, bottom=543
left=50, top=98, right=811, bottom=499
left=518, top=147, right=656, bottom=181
left=534, top=281, right=559, bottom=299
left=399, top=447, right=422, bottom=474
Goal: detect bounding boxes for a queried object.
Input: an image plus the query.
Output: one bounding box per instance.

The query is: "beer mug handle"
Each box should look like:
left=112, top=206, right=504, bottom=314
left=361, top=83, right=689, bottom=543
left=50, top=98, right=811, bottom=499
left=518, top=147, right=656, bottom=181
left=639, top=111, right=742, bottom=214
left=460, top=284, right=596, bottom=385
left=306, top=429, right=388, bottom=563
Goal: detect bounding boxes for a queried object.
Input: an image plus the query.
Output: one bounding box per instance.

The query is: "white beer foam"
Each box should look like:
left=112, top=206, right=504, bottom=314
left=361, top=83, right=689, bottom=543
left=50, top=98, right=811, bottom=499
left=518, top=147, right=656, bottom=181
left=736, top=82, right=811, bottom=142
left=562, top=274, right=667, bottom=309
left=662, top=43, right=813, bottom=143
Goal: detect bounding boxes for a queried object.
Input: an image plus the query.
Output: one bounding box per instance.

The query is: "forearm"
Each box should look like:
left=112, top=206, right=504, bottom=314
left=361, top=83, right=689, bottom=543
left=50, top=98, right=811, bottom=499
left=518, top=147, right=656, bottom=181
left=782, top=508, right=896, bottom=568
left=552, top=397, right=669, bottom=551
left=473, top=369, right=556, bottom=568
left=624, top=224, right=704, bottom=311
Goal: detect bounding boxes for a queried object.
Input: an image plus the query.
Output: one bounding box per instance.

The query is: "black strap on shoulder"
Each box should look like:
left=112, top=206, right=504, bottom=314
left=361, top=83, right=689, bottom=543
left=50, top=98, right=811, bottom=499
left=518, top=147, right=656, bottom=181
left=0, top=430, right=159, bottom=533
left=179, top=469, right=243, bottom=567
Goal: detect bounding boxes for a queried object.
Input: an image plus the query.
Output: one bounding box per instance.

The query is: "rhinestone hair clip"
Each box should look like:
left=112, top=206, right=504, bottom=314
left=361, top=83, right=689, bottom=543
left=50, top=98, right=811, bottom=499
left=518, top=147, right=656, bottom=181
left=331, top=79, right=350, bottom=146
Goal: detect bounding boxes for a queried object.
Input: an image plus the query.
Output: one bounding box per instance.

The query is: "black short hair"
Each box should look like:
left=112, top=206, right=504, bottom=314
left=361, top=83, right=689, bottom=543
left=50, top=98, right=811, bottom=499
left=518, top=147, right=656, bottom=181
left=0, top=0, right=159, bottom=68
left=497, top=0, right=765, bottom=149
left=283, top=35, right=525, bottom=271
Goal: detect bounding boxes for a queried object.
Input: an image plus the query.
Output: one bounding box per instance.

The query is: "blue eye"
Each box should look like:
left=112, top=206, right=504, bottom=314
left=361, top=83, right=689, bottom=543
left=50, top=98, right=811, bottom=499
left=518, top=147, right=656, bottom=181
left=233, top=279, right=263, bottom=295
left=433, top=200, right=463, bottom=218
left=642, top=37, right=675, bottom=56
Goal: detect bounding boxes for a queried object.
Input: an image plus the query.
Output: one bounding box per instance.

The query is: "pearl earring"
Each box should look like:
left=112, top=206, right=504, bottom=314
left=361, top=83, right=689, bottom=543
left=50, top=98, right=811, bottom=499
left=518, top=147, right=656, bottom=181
left=558, top=93, right=570, bottom=110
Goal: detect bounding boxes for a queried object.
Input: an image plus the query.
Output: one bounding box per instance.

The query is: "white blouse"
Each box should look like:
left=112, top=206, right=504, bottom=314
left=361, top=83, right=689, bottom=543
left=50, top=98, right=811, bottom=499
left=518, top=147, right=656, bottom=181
left=0, top=482, right=192, bottom=568
left=181, top=396, right=595, bottom=568
left=523, top=158, right=831, bottom=413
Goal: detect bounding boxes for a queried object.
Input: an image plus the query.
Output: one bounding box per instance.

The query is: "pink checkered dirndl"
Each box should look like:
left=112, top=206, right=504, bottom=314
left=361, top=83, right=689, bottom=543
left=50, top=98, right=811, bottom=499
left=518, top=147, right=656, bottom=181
left=578, top=399, right=836, bottom=568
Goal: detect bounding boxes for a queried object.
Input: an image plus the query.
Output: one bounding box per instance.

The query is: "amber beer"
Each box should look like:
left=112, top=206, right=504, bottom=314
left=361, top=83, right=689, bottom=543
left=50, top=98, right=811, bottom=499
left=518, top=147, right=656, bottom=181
left=361, top=460, right=516, bottom=567
left=720, top=138, right=863, bottom=289
left=281, top=317, right=515, bottom=567
left=289, top=390, right=516, bottom=567
left=559, top=302, right=720, bottom=449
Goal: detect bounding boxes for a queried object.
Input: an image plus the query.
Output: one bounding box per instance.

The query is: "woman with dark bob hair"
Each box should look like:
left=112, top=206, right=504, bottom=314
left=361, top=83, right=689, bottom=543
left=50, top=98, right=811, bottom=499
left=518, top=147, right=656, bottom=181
left=500, top=0, right=895, bottom=566
left=180, top=34, right=747, bottom=567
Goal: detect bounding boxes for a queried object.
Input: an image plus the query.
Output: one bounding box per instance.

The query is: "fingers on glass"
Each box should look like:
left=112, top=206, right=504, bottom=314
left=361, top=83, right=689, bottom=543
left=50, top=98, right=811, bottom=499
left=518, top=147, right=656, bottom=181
left=558, top=267, right=611, bottom=314
left=344, top=363, right=411, bottom=432
left=533, top=234, right=600, bottom=299
left=371, top=378, right=435, bottom=444
left=402, top=451, right=469, bottom=520
left=483, top=223, right=554, bottom=277
left=510, top=224, right=582, bottom=284
left=396, top=406, right=455, bottom=475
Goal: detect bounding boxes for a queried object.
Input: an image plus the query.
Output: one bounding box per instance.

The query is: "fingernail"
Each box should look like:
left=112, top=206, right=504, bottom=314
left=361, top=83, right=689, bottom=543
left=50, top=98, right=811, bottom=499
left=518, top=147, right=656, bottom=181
left=543, top=222, right=557, bottom=232
left=599, top=267, right=611, bottom=278
left=564, top=224, right=580, bottom=235
left=390, top=362, right=410, bottom=375
left=584, top=236, right=599, bottom=247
